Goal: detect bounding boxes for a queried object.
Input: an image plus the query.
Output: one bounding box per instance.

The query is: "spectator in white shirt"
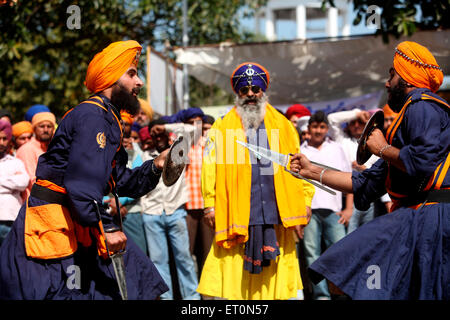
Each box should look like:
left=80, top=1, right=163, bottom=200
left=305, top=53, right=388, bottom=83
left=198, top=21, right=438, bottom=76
left=300, top=111, right=353, bottom=300
left=140, top=118, right=200, bottom=300
left=327, top=108, right=385, bottom=233
left=0, top=120, right=30, bottom=245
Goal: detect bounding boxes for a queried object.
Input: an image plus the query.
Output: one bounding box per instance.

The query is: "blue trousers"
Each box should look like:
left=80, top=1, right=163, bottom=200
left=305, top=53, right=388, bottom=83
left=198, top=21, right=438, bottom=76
left=347, top=203, right=375, bottom=234
left=123, top=212, right=148, bottom=256
left=303, top=209, right=346, bottom=299
left=142, top=208, right=200, bottom=300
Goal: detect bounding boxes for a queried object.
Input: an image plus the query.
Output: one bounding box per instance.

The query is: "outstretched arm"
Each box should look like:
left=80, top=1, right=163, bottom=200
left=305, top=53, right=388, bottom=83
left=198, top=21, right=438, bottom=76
left=290, top=153, right=353, bottom=194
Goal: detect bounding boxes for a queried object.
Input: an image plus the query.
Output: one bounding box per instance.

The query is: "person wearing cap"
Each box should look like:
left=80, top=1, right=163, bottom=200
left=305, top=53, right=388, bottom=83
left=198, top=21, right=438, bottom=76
left=197, top=62, right=315, bottom=300
left=296, top=115, right=311, bottom=143
left=285, top=104, right=311, bottom=128
left=16, top=111, right=56, bottom=197
left=0, top=40, right=169, bottom=300
left=299, top=111, right=353, bottom=300
left=134, top=98, right=153, bottom=127
left=382, top=103, right=398, bottom=132
left=11, top=121, right=33, bottom=152
left=139, top=117, right=201, bottom=300
left=0, top=109, right=12, bottom=124
left=24, top=104, right=51, bottom=123
left=0, top=120, right=30, bottom=246
left=290, top=41, right=449, bottom=299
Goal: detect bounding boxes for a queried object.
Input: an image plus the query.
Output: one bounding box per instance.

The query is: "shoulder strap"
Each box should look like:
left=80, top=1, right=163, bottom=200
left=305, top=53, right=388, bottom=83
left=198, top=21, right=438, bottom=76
left=420, top=92, right=450, bottom=110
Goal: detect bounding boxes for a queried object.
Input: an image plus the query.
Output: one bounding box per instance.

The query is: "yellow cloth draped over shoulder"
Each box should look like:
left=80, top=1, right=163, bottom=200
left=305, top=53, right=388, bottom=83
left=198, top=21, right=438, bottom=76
left=204, top=103, right=308, bottom=249
left=199, top=103, right=310, bottom=299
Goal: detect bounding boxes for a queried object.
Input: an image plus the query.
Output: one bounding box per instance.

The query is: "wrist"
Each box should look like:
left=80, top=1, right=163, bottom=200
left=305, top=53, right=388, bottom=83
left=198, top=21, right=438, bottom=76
left=151, top=160, right=162, bottom=175
left=379, top=144, right=392, bottom=160
left=204, top=207, right=214, bottom=214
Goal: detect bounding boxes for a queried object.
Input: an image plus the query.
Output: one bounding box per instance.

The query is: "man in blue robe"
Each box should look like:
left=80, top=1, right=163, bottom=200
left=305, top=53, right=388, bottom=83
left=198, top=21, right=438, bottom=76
left=290, top=41, right=449, bottom=299
left=0, top=40, right=169, bottom=300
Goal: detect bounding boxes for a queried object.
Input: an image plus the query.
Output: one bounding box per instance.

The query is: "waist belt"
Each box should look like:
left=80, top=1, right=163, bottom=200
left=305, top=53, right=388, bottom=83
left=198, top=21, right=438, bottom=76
left=30, top=183, right=69, bottom=207
left=399, top=189, right=450, bottom=208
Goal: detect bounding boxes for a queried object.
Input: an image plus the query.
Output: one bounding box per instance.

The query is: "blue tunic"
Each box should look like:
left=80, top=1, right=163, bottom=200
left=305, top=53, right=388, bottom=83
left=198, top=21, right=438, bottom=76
left=309, top=88, right=450, bottom=299
left=0, top=95, right=168, bottom=299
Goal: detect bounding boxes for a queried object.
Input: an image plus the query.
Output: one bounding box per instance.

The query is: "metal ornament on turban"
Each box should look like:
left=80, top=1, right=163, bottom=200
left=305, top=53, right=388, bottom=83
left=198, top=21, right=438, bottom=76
left=393, top=41, right=444, bottom=93
left=85, top=40, right=142, bottom=93
left=230, top=62, right=270, bottom=94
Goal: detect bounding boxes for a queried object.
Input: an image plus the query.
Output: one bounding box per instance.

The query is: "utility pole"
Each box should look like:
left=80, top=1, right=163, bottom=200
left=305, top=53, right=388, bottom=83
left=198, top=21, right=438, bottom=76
left=182, top=0, right=189, bottom=110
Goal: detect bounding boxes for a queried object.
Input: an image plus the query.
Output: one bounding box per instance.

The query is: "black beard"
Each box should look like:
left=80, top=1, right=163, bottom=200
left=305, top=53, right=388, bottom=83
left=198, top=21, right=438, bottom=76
left=387, top=79, right=408, bottom=113
left=110, top=82, right=140, bottom=116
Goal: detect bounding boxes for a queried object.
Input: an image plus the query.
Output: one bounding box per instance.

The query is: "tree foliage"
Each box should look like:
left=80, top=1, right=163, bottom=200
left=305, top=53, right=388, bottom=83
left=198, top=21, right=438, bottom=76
left=0, top=0, right=266, bottom=121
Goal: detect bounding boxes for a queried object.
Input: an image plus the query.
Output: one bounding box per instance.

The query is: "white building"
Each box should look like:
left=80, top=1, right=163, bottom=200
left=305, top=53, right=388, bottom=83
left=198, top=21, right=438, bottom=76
left=254, top=0, right=356, bottom=41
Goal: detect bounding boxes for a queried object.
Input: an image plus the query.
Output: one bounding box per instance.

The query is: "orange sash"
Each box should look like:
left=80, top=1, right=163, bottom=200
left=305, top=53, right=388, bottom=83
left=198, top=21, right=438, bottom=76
left=25, top=181, right=112, bottom=260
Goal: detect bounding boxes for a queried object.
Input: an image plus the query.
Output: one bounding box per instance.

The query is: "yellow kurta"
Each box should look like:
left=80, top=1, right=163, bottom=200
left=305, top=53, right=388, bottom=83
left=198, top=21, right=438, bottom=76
left=198, top=104, right=315, bottom=300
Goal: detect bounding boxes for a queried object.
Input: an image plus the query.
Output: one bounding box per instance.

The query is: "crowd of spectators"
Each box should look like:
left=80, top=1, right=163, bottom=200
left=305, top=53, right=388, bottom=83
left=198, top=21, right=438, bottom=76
left=0, top=98, right=397, bottom=300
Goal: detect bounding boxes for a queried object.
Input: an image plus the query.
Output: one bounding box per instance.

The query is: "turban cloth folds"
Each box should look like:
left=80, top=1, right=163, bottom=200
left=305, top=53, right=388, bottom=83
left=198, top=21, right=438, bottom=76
left=285, top=104, right=311, bottom=120
left=138, top=98, right=154, bottom=122
left=120, top=111, right=133, bottom=125
left=31, top=112, right=56, bottom=128
left=24, top=104, right=50, bottom=122
left=12, top=121, right=33, bottom=138
left=393, top=41, right=443, bottom=93
left=138, top=126, right=151, bottom=142
left=230, top=62, right=270, bottom=94
left=0, top=119, right=12, bottom=140
left=85, top=40, right=142, bottom=93
left=382, top=104, right=398, bottom=118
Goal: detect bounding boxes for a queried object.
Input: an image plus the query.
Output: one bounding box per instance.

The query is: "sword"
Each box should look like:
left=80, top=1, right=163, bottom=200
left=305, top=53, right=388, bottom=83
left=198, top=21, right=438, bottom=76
left=236, top=140, right=338, bottom=195
left=93, top=199, right=128, bottom=300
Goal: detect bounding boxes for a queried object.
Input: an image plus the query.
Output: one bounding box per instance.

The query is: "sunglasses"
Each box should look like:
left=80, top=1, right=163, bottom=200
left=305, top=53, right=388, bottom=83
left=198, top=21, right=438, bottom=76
left=238, top=85, right=262, bottom=95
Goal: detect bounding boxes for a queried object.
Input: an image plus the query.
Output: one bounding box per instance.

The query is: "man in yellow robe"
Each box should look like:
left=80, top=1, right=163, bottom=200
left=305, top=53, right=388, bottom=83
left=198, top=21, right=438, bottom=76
left=198, top=62, right=315, bottom=300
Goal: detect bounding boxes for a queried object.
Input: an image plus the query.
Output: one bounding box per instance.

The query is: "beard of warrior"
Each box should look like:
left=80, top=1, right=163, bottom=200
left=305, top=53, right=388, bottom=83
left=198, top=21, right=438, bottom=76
left=110, top=81, right=141, bottom=116
left=387, top=77, right=409, bottom=113
left=235, top=92, right=268, bottom=130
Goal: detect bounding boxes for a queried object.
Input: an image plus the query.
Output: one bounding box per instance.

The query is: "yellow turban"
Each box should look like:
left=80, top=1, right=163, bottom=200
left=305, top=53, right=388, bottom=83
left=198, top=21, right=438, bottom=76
left=12, top=121, right=33, bottom=138
left=393, top=41, right=444, bottom=93
left=31, top=112, right=56, bottom=128
left=138, top=98, right=154, bottom=121
left=85, top=40, right=142, bottom=93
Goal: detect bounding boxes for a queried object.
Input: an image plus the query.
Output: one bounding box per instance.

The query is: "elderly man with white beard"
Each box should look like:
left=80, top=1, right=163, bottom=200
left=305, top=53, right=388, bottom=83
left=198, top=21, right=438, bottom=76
left=197, top=62, right=315, bottom=300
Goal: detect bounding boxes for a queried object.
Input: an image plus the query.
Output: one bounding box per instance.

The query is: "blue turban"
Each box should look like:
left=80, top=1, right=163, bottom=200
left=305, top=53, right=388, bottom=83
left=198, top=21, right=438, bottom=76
left=25, top=104, right=50, bottom=122
left=230, top=62, right=270, bottom=94
left=131, top=122, right=142, bottom=133
left=178, top=107, right=204, bottom=123
left=162, top=108, right=205, bottom=124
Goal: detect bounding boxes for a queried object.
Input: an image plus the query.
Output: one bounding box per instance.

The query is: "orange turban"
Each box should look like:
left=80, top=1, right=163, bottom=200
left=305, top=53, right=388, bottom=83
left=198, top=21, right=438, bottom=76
left=382, top=104, right=398, bottom=118
left=12, top=121, right=33, bottom=138
left=138, top=98, right=154, bottom=121
left=85, top=40, right=142, bottom=93
left=120, top=111, right=133, bottom=125
left=393, top=41, right=444, bottom=93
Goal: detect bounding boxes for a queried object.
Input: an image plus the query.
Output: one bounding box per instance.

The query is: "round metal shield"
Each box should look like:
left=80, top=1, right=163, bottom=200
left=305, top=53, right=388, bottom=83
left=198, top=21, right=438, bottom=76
left=162, top=136, right=189, bottom=186
left=356, top=110, right=385, bottom=165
